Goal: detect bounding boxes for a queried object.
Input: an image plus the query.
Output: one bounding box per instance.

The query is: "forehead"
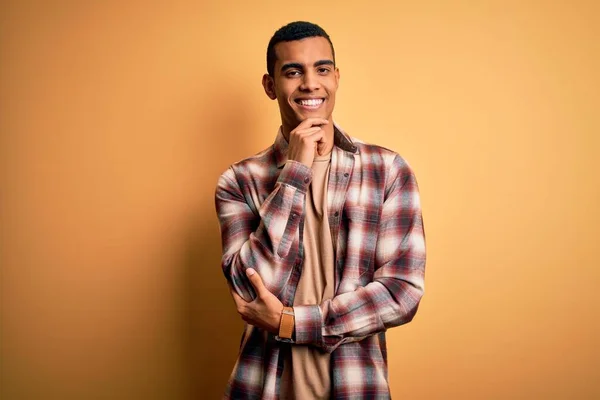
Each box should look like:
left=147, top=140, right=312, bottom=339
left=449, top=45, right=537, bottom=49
left=274, top=36, right=334, bottom=66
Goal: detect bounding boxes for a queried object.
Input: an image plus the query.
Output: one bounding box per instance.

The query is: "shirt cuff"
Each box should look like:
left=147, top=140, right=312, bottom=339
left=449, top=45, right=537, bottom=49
left=277, top=160, right=312, bottom=192
left=292, top=305, right=323, bottom=346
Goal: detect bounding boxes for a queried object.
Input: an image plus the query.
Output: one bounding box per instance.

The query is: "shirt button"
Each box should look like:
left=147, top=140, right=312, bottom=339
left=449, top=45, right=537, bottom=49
left=290, top=213, right=297, bottom=219
left=304, top=177, right=310, bottom=183
left=334, top=211, right=339, bottom=217
left=343, top=172, right=349, bottom=178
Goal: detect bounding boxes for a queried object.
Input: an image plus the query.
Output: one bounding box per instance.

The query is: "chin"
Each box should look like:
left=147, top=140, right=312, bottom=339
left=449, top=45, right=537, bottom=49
left=297, top=111, right=328, bottom=121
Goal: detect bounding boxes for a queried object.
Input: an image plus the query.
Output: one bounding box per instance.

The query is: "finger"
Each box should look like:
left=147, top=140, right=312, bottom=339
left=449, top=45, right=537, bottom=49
left=230, top=289, right=246, bottom=307
left=293, top=127, right=322, bottom=137
left=316, top=140, right=328, bottom=155
left=316, top=135, right=329, bottom=155
left=245, top=268, right=267, bottom=296
left=301, top=132, right=325, bottom=152
left=295, top=118, right=329, bottom=131
left=303, top=117, right=329, bottom=126
left=295, top=125, right=322, bottom=133
left=303, top=130, right=325, bottom=144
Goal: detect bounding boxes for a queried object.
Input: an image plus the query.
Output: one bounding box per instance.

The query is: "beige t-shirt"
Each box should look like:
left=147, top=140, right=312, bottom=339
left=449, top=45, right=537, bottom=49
left=280, top=153, right=335, bottom=399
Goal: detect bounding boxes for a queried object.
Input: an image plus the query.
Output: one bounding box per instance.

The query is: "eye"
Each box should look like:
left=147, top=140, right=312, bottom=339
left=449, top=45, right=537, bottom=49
left=286, top=70, right=302, bottom=78
left=317, top=67, right=331, bottom=74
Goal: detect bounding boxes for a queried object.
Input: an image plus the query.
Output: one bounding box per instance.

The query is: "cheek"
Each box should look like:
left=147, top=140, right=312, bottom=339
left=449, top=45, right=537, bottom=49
left=277, top=82, right=296, bottom=98
left=327, top=91, right=336, bottom=105
left=277, top=97, right=292, bottom=110
left=326, top=82, right=338, bottom=99
left=274, top=86, right=290, bottom=102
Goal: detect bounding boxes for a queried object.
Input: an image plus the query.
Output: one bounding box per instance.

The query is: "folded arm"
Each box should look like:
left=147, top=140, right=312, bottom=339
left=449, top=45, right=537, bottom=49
left=291, top=155, right=426, bottom=353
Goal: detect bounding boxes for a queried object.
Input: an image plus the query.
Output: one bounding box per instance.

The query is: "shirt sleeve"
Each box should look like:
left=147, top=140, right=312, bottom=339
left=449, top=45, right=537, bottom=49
left=215, top=160, right=311, bottom=302
left=292, top=155, right=426, bottom=353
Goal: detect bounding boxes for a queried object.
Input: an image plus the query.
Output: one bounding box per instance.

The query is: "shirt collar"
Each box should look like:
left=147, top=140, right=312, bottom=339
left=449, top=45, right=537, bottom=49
left=274, top=122, right=359, bottom=168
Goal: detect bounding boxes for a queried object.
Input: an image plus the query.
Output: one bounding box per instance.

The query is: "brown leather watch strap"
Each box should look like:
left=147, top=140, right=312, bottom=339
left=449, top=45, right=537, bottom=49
left=278, top=307, right=295, bottom=339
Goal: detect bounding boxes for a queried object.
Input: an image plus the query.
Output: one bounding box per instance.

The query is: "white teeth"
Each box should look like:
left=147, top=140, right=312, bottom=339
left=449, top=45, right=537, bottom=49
left=299, top=98, right=324, bottom=106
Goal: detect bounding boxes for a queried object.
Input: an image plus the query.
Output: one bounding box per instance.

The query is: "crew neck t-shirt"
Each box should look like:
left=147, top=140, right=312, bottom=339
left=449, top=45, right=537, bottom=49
left=280, top=153, right=335, bottom=399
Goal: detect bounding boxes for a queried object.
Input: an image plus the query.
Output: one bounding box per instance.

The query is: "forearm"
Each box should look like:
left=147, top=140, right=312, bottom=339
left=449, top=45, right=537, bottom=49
left=288, top=155, right=426, bottom=352
left=291, top=272, right=424, bottom=353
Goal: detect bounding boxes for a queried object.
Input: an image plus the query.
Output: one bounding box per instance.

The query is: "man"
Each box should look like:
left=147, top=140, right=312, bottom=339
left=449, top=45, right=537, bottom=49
left=215, top=21, right=426, bottom=399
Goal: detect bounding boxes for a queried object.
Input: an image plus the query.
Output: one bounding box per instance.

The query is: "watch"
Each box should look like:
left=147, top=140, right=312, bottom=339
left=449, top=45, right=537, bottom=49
left=278, top=307, right=295, bottom=339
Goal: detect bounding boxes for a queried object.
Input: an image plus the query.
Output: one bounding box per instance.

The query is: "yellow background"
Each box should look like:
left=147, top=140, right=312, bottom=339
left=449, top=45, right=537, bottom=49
left=1, top=1, right=599, bottom=399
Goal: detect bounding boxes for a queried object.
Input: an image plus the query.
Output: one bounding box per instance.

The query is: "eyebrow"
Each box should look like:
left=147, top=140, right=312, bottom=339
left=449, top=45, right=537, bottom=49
left=280, top=59, right=335, bottom=72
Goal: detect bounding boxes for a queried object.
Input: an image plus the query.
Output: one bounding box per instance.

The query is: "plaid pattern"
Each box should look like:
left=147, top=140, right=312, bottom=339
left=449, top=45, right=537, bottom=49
left=215, top=124, right=426, bottom=399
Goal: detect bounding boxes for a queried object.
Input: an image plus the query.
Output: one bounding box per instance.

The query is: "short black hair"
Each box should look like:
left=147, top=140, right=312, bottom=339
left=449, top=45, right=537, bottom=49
left=266, top=21, right=335, bottom=76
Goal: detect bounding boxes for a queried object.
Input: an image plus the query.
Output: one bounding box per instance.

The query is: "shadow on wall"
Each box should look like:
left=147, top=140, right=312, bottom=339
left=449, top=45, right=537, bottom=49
left=181, top=85, right=263, bottom=399
left=182, top=215, right=241, bottom=399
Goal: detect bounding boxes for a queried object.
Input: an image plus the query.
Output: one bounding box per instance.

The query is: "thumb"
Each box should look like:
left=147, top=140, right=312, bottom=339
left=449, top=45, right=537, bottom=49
left=246, top=268, right=266, bottom=296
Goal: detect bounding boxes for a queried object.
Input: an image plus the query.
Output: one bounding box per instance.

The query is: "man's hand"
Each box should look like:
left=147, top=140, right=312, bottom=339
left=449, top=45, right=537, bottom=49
left=230, top=268, right=284, bottom=334
left=287, top=118, right=330, bottom=167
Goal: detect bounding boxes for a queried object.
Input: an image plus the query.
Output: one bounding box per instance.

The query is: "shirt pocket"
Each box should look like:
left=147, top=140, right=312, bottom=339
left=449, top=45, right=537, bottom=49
left=343, top=204, right=380, bottom=281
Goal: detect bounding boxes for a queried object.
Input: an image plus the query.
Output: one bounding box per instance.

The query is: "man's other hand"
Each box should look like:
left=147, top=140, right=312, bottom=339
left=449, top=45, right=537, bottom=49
left=230, top=268, right=284, bottom=334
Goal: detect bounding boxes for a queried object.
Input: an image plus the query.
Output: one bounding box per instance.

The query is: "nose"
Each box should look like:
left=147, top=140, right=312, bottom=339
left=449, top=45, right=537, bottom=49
left=299, top=70, right=320, bottom=91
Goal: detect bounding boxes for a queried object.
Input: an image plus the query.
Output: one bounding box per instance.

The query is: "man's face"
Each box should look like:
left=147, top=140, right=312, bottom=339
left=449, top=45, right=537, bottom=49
left=263, top=36, right=339, bottom=129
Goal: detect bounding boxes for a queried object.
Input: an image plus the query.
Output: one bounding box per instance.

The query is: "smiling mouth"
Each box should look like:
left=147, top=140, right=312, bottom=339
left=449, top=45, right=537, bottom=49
left=295, top=98, right=325, bottom=108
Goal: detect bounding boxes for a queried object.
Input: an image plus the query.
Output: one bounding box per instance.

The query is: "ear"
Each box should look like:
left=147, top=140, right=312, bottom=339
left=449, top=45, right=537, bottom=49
left=335, top=67, right=340, bottom=87
left=262, top=74, right=277, bottom=100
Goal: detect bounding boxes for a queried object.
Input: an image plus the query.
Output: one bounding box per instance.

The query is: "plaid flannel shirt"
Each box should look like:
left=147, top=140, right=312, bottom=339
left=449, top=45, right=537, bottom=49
left=215, top=125, right=426, bottom=399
